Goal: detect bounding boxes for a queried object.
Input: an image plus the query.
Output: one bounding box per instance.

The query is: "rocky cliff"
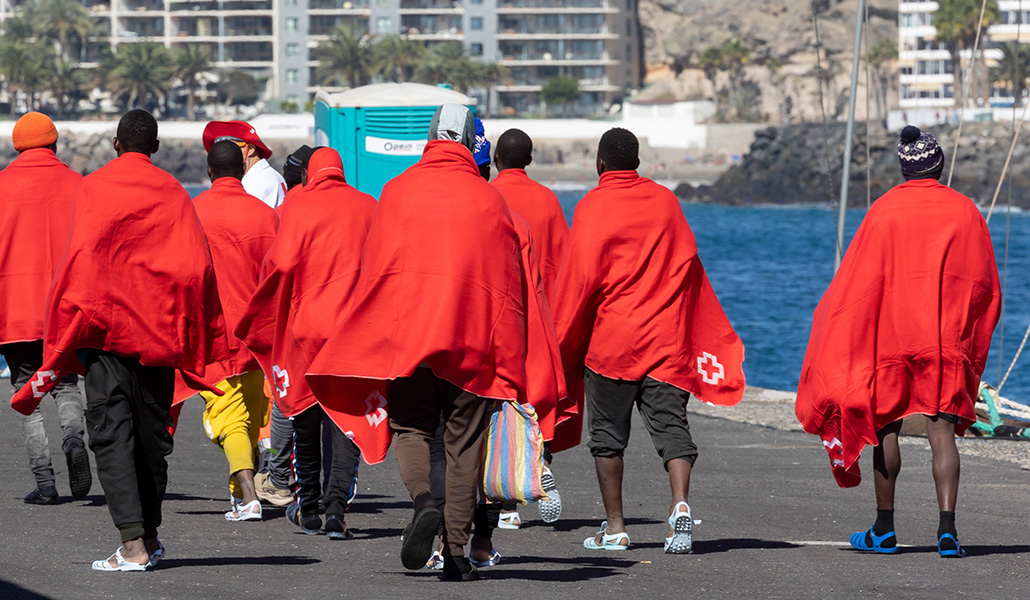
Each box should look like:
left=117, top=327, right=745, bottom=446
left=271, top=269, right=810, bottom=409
left=683, top=122, right=1030, bottom=209
left=638, top=0, right=899, bottom=124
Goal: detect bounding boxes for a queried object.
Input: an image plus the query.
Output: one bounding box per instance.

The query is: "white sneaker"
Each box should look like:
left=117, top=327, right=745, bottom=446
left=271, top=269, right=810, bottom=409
left=664, top=501, right=693, bottom=554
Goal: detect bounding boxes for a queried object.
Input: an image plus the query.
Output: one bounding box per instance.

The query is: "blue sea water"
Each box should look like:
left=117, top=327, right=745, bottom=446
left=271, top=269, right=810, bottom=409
left=556, top=189, right=1030, bottom=405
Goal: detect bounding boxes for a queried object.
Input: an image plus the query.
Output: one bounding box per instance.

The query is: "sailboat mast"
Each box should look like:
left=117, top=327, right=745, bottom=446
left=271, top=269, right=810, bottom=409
left=835, top=0, right=867, bottom=272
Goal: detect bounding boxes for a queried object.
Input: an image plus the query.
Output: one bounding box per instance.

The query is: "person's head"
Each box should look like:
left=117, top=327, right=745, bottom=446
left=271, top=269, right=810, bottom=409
left=596, top=127, right=640, bottom=176
left=113, top=109, right=159, bottom=157
left=898, top=125, right=945, bottom=181
left=206, top=139, right=245, bottom=183
left=201, top=120, right=273, bottom=172
left=494, top=128, right=533, bottom=171
left=283, top=144, right=314, bottom=190
left=473, top=118, right=492, bottom=180
left=304, top=147, right=345, bottom=187
left=427, top=104, right=476, bottom=154
left=12, top=112, right=58, bottom=154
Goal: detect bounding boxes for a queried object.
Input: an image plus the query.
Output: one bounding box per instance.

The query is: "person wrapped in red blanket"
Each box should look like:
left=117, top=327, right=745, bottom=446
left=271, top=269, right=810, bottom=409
left=10, top=110, right=228, bottom=572
left=490, top=127, right=569, bottom=525
left=236, top=147, right=376, bottom=539
left=305, top=104, right=527, bottom=580
left=0, top=112, right=91, bottom=505
left=795, top=126, right=1000, bottom=558
left=172, top=140, right=279, bottom=523
left=553, top=128, right=745, bottom=555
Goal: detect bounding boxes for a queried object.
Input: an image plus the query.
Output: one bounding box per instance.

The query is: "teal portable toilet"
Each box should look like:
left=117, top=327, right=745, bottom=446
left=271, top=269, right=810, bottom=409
left=313, top=83, right=477, bottom=198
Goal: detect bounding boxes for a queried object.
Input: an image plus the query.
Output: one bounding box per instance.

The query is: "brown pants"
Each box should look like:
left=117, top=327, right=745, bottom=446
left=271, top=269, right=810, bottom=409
left=389, top=367, right=488, bottom=557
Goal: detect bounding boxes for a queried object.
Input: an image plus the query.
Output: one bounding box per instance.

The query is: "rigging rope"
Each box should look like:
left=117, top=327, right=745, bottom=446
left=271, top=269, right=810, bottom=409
left=864, top=0, right=871, bottom=209
left=812, top=2, right=843, bottom=260
left=946, top=0, right=990, bottom=187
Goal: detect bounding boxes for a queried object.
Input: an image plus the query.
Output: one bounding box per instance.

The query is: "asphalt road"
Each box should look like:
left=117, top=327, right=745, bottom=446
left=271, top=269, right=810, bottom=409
left=1, top=392, right=1029, bottom=600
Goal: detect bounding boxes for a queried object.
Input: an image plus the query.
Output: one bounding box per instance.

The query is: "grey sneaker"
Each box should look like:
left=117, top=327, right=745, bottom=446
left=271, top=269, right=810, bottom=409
left=538, top=465, right=562, bottom=523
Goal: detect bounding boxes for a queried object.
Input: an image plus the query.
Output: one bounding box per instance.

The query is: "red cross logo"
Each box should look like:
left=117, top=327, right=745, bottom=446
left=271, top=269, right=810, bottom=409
left=696, top=352, right=725, bottom=385
left=272, top=364, right=290, bottom=398
left=30, top=370, right=56, bottom=399
left=364, top=390, right=387, bottom=428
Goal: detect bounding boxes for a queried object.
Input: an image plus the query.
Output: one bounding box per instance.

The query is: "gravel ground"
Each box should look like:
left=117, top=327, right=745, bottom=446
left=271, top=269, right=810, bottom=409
left=693, top=387, right=1030, bottom=470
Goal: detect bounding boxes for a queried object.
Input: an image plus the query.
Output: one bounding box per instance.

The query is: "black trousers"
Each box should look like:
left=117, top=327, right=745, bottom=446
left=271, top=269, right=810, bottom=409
left=79, top=350, right=174, bottom=543
left=292, top=404, right=361, bottom=517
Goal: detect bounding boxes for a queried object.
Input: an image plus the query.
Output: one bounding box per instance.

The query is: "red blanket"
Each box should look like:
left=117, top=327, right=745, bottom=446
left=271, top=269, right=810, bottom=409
left=552, top=170, right=746, bottom=451
left=0, top=149, right=80, bottom=345
left=11, top=152, right=228, bottom=414
left=172, top=177, right=279, bottom=403
left=306, top=140, right=528, bottom=464
left=796, top=179, right=1000, bottom=487
left=513, top=213, right=566, bottom=441
left=491, top=168, right=569, bottom=299
left=236, top=148, right=376, bottom=423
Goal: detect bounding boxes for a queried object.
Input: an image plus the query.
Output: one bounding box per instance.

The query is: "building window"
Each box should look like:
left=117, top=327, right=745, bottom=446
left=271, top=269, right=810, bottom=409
left=376, top=17, right=392, bottom=34
left=626, top=19, right=631, bottom=36
left=471, top=42, right=483, bottom=56
left=471, top=17, right=483, bottom=31
left=471, top=0, right=483, bottom=3
left=286, top=43, right=300, bottom=57
left=286, top=17, right=299, bottom=32
left=286, top=69, right=299, bottom=84
left=286, top=0, right=298, bottom=5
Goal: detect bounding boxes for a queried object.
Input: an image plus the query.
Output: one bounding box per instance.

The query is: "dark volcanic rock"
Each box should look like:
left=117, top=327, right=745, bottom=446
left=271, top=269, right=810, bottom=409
left=692, top=121, right=1030, bottom=209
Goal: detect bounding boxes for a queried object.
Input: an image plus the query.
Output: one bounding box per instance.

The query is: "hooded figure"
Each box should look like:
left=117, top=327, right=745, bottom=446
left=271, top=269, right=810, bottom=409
left=237, top=147, right=377, bottom=538
left=795, top=125, right=1000, bottom=558
left=305, top=103, right=528, bottom=580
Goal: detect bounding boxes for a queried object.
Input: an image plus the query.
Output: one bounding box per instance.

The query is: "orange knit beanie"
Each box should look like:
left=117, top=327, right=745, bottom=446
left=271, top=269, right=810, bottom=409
left=12, top=112, right=58, bottom=151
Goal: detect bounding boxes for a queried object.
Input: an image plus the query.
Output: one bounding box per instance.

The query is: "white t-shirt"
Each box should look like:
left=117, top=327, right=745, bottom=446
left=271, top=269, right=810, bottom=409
left=242, top=158, right=286, bottom=209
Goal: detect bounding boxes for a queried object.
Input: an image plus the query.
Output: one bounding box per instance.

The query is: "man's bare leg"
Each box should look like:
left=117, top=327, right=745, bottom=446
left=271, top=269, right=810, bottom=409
left=666, top=458, right=692, bottom=535
left=873, top=420, right=903, bottom=510
left=226, top=469, right=261, bottom=519
left=925, top=414, right=961, bottom=554
left=591, top=455, right=627, bottom=545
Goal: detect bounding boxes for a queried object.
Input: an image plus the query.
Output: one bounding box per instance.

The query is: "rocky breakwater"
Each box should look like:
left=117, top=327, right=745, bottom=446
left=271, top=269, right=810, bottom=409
left=680, top=121, right=1030, bottom=209
left=0, top=131, right=308, bottom=184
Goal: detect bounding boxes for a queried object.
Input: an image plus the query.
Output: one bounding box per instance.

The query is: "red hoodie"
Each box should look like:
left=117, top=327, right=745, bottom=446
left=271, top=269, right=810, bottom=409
left=0, top=148, right=81, bottom=344
left=172, top=177, right=279, bottom=403
left=491, top=168, right=569, bottom=300
left=796, top=179, right=1000, bottom=487
left=552, top=170, right=746, bottom=451
left=236, top=148, right=377, bottom=421
left=306, top=140, right=528, bottom=464
left=11, top=152, right=228, bottom=414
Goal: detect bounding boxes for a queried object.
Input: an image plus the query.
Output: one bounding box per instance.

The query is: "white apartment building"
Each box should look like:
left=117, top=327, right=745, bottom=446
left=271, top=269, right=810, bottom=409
left=898, top=0, right=1029, bottom=110
left=0, top=0, right=641, bottom=115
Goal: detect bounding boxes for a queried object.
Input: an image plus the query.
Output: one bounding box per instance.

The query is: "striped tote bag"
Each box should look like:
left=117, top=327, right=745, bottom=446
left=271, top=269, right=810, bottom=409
left=480, top=400, right=547, bottom=504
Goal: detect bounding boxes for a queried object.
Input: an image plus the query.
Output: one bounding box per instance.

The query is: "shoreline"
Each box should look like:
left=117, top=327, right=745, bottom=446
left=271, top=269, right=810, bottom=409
left=692, top=387, right=1030, bottom=471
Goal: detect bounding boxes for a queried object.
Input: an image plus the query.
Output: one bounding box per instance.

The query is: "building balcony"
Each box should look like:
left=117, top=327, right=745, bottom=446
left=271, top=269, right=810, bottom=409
left=496, top=0, right=616, bottom=14
left=404, top=31, right=465, bottom=40
left=501, top=56, right=616, bottom=66
left=307, top=8, right=371, bottom=16
left=495, top=31, right=617, bottom=40
left=399, top=0, right=462, bottom=9
left=900, top=73, right=954, bottom=85
left=309, top=0, right=370, bottom=8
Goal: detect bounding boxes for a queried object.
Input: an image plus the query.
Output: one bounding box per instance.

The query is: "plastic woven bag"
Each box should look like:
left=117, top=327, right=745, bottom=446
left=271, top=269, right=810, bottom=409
left=480, top=400, right=547, bottom=504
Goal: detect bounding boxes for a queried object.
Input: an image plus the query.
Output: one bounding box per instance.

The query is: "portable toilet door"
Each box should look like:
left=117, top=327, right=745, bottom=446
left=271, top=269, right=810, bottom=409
left=313, top=83, right=477, bottom=198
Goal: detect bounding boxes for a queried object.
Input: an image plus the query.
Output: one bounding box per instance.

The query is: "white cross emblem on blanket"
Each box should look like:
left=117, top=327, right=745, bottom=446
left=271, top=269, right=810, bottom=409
left=696, top=352, right=725, bottom=385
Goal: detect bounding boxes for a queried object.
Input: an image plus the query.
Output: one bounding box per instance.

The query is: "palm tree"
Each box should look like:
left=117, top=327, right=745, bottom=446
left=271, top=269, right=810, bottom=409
left=413, top=42, right=478, bottom=92
left=866, top=38, right=898, bottom=125
left=33, top=0, right=95, bottom=61
left=173, top=44, right=212, bottom=120
left=51, top=57, right=89, bottom=118
left=100, top=41, right=175, bottom=112
left=477, top=61, right=511, bottom=117
left=21, top=43, right=57, bottom=111
left=935, top=0, right=1000, bottom=107
left=719, top=38, right=750, bottom=119
left=372, top=34, right=426, bottom=82
left=991, top=41, right=1030, bottom=107
left=314, top=26, right=372, bottom=88
left=0, top=38, right=34, bottom=115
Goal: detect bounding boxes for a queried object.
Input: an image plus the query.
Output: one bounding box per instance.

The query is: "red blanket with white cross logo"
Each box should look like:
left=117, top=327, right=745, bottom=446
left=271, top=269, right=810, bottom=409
left=305, top=140, right=529, bottom=465
left=235, top=148, right=377, bottom=432
left=551, top=170, right=746, bottom=452
left=10, top=152, right=228, bottom=415
left=795, top=179, right=1000, bottom=488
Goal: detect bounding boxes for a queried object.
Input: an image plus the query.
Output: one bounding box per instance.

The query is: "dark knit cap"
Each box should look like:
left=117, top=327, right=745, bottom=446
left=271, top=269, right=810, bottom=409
left=283, top=144, right=315, bottom=187
left=898, top=125, right=944, bottom=177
